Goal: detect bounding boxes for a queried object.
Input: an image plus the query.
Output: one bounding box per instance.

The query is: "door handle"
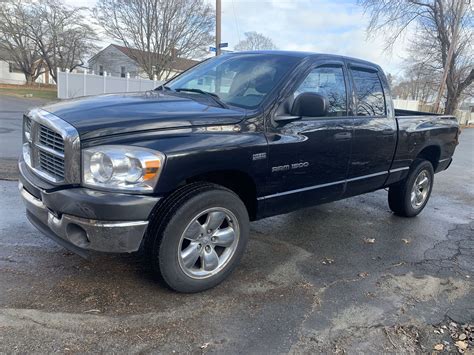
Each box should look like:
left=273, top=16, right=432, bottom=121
left=334, top=132, right=352, bottom=141
left=382, top=129, right=395, bottom=135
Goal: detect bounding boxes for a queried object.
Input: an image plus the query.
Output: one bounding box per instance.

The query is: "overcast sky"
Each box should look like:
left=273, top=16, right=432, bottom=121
left=210, top=0, right=411, bottom=75
left=68, top=0, right=411, bottom=76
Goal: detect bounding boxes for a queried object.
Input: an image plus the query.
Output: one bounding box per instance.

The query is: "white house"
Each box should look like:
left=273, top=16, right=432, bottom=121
left=88, top=44, right=199, bottom=81
left=0, top=50, right=53, bottom=85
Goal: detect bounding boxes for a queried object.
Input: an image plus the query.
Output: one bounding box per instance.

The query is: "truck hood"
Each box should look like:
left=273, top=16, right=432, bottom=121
left=41, top=91, right=246, bottom=140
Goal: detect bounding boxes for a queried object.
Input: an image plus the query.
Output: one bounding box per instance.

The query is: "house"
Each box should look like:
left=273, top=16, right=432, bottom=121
left=87, top=44, right=199, bottom=80
left=0, top=49, right=53, bottom=85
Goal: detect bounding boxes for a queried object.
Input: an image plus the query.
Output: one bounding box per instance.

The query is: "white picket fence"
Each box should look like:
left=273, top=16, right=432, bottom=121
left=57, top=69, right=163, bottom=99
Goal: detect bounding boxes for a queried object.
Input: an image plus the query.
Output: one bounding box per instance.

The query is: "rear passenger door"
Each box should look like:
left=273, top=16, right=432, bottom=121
left=345, top=64, right=397, bottom=196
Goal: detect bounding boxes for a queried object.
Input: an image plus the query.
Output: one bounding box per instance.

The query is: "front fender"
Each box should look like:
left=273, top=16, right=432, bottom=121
left=82, top=125, right=269, bottom=196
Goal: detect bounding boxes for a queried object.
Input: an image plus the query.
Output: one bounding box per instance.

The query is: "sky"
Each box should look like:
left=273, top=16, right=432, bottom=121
left=208, top=0, right=410, bottom=75
left=67, top=0, right=411, bottom=76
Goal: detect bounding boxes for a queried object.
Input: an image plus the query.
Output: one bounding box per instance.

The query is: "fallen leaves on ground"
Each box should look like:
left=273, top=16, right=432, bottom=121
left=432, top=321, right=473, bottom=353
left=455, top=340, right=468, bottom=351
left=322, top=257, right=334, bottom=265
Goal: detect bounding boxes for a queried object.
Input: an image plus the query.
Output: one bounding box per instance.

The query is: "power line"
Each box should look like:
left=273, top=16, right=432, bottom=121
left=231, top=0, right=241, bottom=44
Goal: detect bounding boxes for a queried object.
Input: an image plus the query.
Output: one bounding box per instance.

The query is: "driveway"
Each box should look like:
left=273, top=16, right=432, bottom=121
left=0, top=95, right=51, bottom=179
left=0, top=129, right=472, bottom=353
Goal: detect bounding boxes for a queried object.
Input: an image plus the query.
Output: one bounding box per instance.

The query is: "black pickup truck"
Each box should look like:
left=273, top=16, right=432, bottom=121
left=19, top=51, right=459, bottom=292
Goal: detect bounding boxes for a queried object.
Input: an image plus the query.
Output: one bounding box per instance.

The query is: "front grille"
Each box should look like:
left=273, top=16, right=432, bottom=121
left=22, top=109, right=79, bottom=184
left=25, top=116, right=32, bottom=132
left=39, top=150, right=65, bottom=179
left=39, top=124, right=64, bottom=153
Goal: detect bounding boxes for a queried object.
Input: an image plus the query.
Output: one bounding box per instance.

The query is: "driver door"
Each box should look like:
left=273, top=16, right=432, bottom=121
left=262, top=62, right=353, bottom=216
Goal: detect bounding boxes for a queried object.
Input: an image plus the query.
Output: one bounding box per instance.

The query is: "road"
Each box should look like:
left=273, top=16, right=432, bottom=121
left=0, top=95, right=51, bottom=179
left=0, top=115, right=473, bottom=352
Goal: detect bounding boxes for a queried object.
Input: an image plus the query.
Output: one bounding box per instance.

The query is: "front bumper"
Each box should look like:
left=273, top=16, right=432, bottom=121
left=19, top=160, right=161, bottom=256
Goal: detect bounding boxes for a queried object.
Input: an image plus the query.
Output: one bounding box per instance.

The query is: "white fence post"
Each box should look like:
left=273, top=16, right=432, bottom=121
left=57, top=67, right=61, bottom=98
left=83, top=70, right=87, bottom=96
left=103, top=71, right=107, bottom=93
left=153, top=74, right=157, bottom=88
left=126, top=73, right=130, bottom=92
left=65, top=69, right=69, bottom=99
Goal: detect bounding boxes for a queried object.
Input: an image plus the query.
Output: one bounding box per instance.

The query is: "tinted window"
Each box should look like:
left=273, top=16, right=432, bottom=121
left=351, top=68, right=386, bottom=116
left=295, top=66, right=347, bottom=116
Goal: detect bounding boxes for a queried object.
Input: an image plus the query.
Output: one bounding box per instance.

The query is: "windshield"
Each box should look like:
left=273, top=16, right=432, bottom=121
left=166, top=54, right=300, bottom=109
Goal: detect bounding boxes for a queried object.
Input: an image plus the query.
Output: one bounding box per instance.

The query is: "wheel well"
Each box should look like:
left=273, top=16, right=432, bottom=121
left=185, top=170, right=258, bottom=221
left=416, top=145, right=440, bottom=170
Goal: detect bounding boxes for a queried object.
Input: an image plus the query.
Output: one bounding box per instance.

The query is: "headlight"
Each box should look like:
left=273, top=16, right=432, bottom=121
left=82, top=145, right=165, bottom=192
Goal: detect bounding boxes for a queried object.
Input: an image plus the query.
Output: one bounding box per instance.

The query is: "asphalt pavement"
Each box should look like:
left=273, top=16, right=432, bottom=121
left=0, top=95, right=51, bottom=179
left=0, top=101, right=473, bottom=352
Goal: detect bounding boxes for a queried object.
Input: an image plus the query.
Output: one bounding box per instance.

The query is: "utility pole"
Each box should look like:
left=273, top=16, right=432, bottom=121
left=433, top=0, right=464, bottom=113
left=216, top=0, right=221, bottom=56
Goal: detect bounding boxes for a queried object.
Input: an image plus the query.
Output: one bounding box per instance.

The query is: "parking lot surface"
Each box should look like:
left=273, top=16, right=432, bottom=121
left=0, top=95, right=51, bottom=179
left=0, top=116, right=472, bottom=352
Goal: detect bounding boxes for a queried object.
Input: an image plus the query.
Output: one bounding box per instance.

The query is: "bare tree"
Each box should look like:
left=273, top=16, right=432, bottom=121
left=234, top=31, right=277, bottom=51
left=392, top=62, right=439, bottom=102
left=359, top=0, right=473, bottom=114
left=94, top=0, right=214, bottom=80
left=26, top=0, right=99, bottom=83
left=0, top=1, right=45, bottom=84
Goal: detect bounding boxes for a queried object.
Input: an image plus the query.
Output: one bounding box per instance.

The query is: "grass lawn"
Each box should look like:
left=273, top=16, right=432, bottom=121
left=0, top=85, right=57, bottom=100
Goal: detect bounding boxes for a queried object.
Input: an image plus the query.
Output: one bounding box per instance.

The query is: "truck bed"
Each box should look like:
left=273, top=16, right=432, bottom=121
left=395, top=108, right=441, bottom=117
left=391, top=110, right=459, bottom=180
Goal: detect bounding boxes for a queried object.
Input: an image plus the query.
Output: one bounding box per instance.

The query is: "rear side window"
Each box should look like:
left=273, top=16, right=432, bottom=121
left=350, top=68, right=386, bottom=116
left=295, top=66, right=347, bottom=116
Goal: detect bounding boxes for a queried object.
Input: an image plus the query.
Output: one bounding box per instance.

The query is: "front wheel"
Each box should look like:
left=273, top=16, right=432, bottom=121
left=388, top=159, right=434, bottom=217
left=147, top=183, right=249, bottom=293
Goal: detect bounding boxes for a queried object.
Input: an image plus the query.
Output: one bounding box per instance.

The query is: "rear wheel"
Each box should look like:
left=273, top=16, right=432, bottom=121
left=388, top=159, right=434, bottom=217
left=146, top=183, right=249, bottom=293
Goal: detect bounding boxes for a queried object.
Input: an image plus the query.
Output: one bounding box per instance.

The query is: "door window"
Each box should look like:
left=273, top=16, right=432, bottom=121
left=350, top=68, right=386, bottom=116
left=295, top=66, right=347, bottom=117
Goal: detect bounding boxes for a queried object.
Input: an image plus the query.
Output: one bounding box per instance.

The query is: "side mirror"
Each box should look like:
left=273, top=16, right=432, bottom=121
left=291, top=92, right=329, bottom=117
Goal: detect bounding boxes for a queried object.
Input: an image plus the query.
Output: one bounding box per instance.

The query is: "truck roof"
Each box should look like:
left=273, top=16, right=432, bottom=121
left=229, top=50, right=382, bottom=70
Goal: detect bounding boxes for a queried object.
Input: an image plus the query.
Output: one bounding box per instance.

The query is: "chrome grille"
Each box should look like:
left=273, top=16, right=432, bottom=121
left=39, top=125, right=64, bottom=153
left=25, top=116, right=32, bottom=132
left=22, top=109, right=80, bottom=185
left=39, top=150, right=65, bottom=179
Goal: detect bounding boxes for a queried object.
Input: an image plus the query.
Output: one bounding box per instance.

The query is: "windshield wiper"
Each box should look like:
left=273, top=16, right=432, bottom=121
left=174, top=88, right=229, bottom=109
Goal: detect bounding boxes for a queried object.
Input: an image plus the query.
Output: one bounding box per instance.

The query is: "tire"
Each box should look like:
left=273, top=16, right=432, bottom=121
left=388, top=159, right=434, bottom=217
left=146, top=183, right=249, bottom=293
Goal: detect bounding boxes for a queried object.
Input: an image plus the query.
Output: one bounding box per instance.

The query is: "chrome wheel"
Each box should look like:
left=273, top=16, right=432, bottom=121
left=410, top=170, right=430, bottom=209
left=178, top=207, right=239, bottom=279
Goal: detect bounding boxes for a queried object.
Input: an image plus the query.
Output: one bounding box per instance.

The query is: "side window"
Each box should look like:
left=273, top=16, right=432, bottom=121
left=350, top=68, right=386, bottom=116
left=295, top=66, right=347, bottom=117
